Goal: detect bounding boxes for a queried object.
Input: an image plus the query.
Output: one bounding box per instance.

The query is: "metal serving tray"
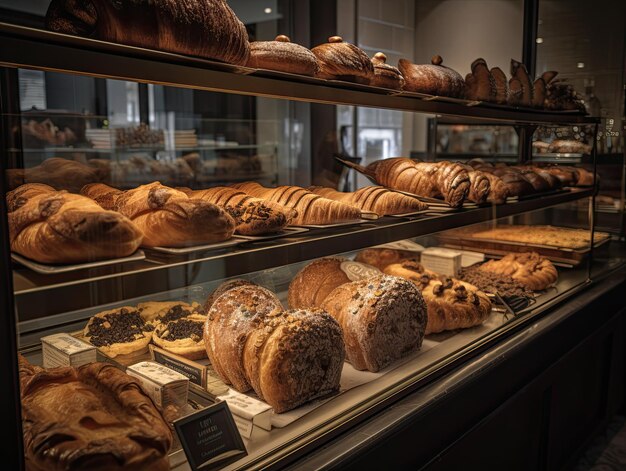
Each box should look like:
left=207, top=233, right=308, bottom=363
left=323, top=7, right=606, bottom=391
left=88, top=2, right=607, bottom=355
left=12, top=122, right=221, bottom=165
left=11, top=250, right=146, bottom=275
left=234, top=226, right=310, bottom=241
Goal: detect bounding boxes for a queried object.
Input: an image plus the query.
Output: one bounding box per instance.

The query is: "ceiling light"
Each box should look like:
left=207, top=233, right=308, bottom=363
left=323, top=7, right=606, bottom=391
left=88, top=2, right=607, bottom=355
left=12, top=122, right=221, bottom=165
left=536, top=37, right=544, bottom=44
left=577, top=62, right=585, bottom=68
left=264, top=7, right=272, bottom=14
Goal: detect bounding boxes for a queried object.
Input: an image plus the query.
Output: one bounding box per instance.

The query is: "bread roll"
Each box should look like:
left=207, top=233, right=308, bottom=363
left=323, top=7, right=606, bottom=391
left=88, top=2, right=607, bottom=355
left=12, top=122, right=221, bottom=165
left=288, top=257, right=382, bottom=309
left=7, top=184, right=143, bottom=264
left=371, top=52, right=404, bottom=90
left=82, top=182, right=236, bottom=247
left=321, top=275, right=427, bottom=372
left=247, top=35, right=319, bottom=76
left=46, top=0, right=250, bottom=65
left=311, top=36, right=374, bottom=84
left=19, top=356, right=171, bottom=471
left=398, top=55, right=465, bottom=97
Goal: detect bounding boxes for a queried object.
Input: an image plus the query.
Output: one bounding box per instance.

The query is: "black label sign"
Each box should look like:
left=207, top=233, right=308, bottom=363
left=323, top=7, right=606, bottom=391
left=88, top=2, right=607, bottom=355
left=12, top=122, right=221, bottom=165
left=152, top=347, right=204, bottom=386
left=175, top=401, right=247, bottom=470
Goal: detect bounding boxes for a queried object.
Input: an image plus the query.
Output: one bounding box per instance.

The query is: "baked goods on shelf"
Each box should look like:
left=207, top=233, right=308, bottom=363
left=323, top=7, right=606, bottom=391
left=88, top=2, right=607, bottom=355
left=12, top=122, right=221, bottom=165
left=204, top=278, right=256, bottom=312
left=399, top=55, right=465, bottom=97
left=541, top=165, right=594, bottom=186
left=476, top=252, right=558, bottom=291
left=355, top=247, right=420, bottom=271
left=7, top=183, right=143, bottom=264
left=288, top=257, right=382, bottom=309
left=321, top=275, right=427, bottom=372
left=153, top=313, right=207, bottom=360
left=364, top=158, right=470, bottom=208
left=232, top=182, right=362, bottom=225
left=457, top=163, right=509, bottom=204
left=7, top=157, right=101, bottom=192
left=458, top=265, right=533, bottom=302
left=469, top=225, right=608, bottom=250
left=139, top=300, right=206, bottom=327
left=464, top=58, right=495, bottom=102
left=311, top=36, right=374, bottom=84
left=204, top=284, right=344, bottom=413
left=247, top=35, right=319, bottom=76
left=81, top=182, right=236, bottom=247
left=308, top=185, right=428, bottom=216
left=547, top=140, right=592, bottom=155
left=84, top=306, right=155, bottom=357
left=46, top=0, right=250, bottom=66
left=371, top=52, right=405, bottom=90
left=181, top=186, right=291, bottom=235
left=383, top=260, right=491, bottom=334
left=19, top=356, right=172, bottom=471
left=545, top=79, right=586, bottom=112
left=509, top=59, right=533, bottom=107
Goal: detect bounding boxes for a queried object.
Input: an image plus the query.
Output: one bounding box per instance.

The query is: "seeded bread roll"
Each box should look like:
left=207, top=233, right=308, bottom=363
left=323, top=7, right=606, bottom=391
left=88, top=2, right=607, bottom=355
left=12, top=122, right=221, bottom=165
left=288, top=257, right=382, bottom=309
left=152, top=313, right=207, bottom=360
left=311, top=36, right=374, bottom=84
left=19, top=356, right=172, bottom=471
left=46, top=0, right=250, bottom=65
left=371, top=52, right=405, bottom=90
left=398, top=55, right=465, bottom=97
left=247, top=35, right=319, bottom=76
left=321, top=275, right=427, bottom=372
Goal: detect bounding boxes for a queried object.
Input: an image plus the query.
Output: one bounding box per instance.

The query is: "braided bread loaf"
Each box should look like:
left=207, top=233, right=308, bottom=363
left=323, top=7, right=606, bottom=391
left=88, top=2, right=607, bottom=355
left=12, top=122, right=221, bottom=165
left=478, top=252, right=557, bottom=291
left=321, top=275, right=427, bottom=372
left=364, top=158, right=470, bottom=208
left=383, top=260, right=491, bottom=334
left=308, top=185, right=427, bottom=216
left=232, top=182, right=362, bottom=225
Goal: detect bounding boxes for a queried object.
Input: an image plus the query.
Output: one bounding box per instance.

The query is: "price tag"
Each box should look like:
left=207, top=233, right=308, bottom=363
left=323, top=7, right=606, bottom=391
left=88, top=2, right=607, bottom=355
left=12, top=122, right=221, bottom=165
left=174, top=401, right=247, bottom=471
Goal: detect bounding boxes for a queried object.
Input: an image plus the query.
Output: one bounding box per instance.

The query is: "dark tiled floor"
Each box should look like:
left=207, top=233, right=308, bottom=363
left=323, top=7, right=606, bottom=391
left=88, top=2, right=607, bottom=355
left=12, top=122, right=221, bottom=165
left=575, top=416, right=626, bottom=470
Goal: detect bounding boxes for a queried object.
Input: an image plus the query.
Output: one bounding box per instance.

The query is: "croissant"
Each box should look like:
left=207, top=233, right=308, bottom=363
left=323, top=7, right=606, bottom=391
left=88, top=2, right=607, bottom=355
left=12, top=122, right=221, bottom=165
left=308, top=185, right=427, bottom=216
left=81, top=182, right=235, bottom=247
left=7, top=184, right=143, bottom=264
left=457, top=164, right=507, bottom=204
left=232, top=182, right=362, bottom=225
left=181, top=186, right=291, bottom=235
left=364, top=158, right=470, bottom=208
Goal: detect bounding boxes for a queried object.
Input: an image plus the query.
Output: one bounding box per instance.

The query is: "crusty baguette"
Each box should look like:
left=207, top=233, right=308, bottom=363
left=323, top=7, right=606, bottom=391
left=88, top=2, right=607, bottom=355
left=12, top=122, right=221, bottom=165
left=82, top=182, right=235, bottom=247
left=364, top=158, right=470, bottom=208
left=7, top=183, right=143, bottom=263
left=232, top=182, right=362, bottom=225
left=321, top=275, right=427, bottom=372
left=308, top=185, right=427, bottom=216
left=182, top=186, right=291, bottom=235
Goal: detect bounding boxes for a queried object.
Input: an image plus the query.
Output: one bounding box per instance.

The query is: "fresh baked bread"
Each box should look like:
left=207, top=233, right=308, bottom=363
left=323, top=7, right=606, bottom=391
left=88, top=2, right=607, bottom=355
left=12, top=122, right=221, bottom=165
left=204, top=278, right=257, bottom=312
left=398, top=55, right=465, bottom=97
left=204, top=285, right=283, bottom=391
left=469, top=225, right=607, bottom=250
left=457, top=164, right=508, bottom=204
left=242, top=308, right=344, bottom=413
left=311, top=36, right=374, bottom=84
left=478, top=252, right=558, bottom=290
left=288, top=257, right=382, bottom=309
left=82, top=182, right=236, bottom=247
left=355, top=248, right=418, bottom=271
left=6, top=157, right=101, bottom=192
left=491, top=67, right=509, bottom=104
left=19, top=356, right=171, bottom=471
left=364, top=158, right=470, bottom=208
left=321, top=275, right=427, bottom=372
left=7, top=184, right=143, bottom=264
left=46, top=0, right=250, bottom=65
left=383, top=260, right=491, bottom=334
left=152, top=313, right=207, bottom=360
left=84, top=306, right=155, bottom=357
left=509, top=59, right=533, bottom=106
left=464, top=58, right=496, bottom=101
left=371, top=52, right=405, bottom=89
left=308, top=185, right=428, bottom=216
left=232, top=182, right=362, bottom=225
left=247, top=35, right=319, bottom=76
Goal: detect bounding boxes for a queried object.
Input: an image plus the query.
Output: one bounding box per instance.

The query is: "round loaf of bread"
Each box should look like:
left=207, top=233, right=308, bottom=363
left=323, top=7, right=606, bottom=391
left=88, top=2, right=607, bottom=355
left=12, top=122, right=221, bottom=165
left=321, top=275, right=427, bottom=372
left=153, top=313, right=207, bottom=360
left=398, top=55, right=465, bottom=97
left=288, top=257, right=382, bottom=309
left=203, top=285, right=283, bottom=392
left=243, top=309, right=345, bottom=413
left=311, top=36, right=375, bottom=84
left=371, top=52, right=405, bottom=90
left=478, top=252, right=558, bottom=291
left=204, top=278, right=256, bottom=312
left=247, top=35, right=320, bottom=76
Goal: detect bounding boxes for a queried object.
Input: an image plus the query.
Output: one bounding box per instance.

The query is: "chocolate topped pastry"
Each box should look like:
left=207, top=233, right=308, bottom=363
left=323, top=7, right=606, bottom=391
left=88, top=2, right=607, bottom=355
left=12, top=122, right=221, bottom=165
left=311, top=36, right=375, bottom=84
left=247, top=35, right=320, bottom=76
left=371, top=52, right=405, bottom=90
left=153, top=314, right=207, bottom=360
left=84, top=307, right=154, bottom=357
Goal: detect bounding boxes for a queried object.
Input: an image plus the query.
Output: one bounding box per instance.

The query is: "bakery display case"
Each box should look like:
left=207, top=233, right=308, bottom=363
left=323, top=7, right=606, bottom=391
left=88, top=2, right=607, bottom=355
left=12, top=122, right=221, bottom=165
left=0, top=6, right=624, bottom=471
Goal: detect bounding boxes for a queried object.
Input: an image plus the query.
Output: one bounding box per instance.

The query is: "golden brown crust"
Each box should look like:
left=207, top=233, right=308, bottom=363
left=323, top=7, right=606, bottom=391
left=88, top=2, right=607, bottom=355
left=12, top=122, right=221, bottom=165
left=308, top=186, right=427, bottom=216
left=7, top=184, right=143, bottom=264
left=311, top=36, right=374, bottom=84
left=469, top=225, right=608, bottom=250
left=321, top=275, right=427, bottom=372
left=152, top=313, right=207, bottom=360
left=491, top=67, right=509, bottom=104
left=204, top=278, right=257, bottom=313
left=371, top=52, right=404, bottom=90
left=247, top=35, right=319, bottom=76
left=19, top=356, right=171, bottom=471
left=46, top=0, right=250, bottom=65
left=478, top=252, right=558, bottom=291
left=464, top=58, right=496, bottom=101
left=7, top=158, right=100, bottom=193
left=398, top=56, right=465, bottom=97
left=354, top=248, right=418, bottom=271
left=81, top=182, right=236, bottom=247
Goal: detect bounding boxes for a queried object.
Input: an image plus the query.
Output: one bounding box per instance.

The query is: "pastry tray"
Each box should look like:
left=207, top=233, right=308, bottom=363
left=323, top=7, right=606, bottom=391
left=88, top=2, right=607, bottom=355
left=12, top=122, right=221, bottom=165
left=234, top=226, right=310, bottom=241
left=295, top=219, right=376, bottom=229
left=143, top=238, right=244, bottom=255
left=387, top=209, right=431, bottom=218
left=11, top=250, right=146, bottom=275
